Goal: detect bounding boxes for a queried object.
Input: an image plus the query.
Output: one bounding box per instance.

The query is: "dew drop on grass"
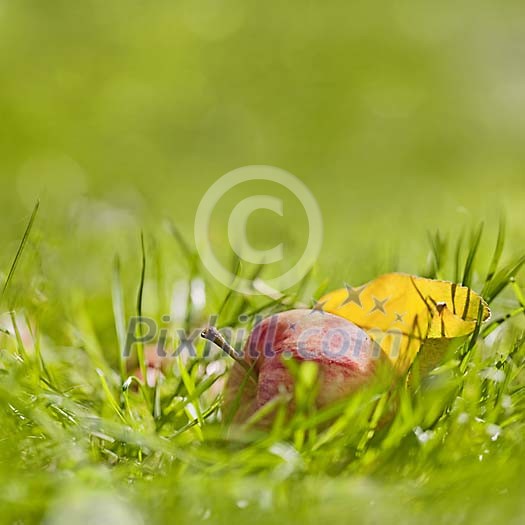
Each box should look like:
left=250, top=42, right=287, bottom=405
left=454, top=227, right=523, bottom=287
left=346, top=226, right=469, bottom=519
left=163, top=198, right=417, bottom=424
left=486, top=424, right=502, bottom=441
left=186, top=402, right=198, bottom=420
left=479, top=367, right=506, bottom=383
left=414, top=426, right=434, bottom=444
left=457, top=412, right=469, bottom=424
left=501, top=395, right=513, bottom=411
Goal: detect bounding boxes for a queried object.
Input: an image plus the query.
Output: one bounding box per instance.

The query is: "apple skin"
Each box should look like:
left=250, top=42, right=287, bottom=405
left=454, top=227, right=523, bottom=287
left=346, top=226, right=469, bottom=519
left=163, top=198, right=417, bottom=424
left=223, top=309, right=388, bottom=424
left=127, top=345, right=167, bottom=388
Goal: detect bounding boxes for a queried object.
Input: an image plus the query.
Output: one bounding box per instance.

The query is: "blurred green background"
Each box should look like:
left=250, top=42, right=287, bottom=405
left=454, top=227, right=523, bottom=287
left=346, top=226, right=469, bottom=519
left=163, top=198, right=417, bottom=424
left=1, top=0, right=524, bottom=292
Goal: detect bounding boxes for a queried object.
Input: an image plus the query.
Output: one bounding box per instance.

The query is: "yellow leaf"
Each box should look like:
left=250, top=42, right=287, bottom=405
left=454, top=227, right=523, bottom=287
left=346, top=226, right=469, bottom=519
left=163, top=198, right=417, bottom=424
left=320, top=273, right=490, bottom=373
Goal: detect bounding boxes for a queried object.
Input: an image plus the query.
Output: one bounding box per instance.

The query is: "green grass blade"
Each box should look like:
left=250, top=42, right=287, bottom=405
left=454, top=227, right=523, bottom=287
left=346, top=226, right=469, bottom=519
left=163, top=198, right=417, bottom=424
left=136, top=232, right=151, bottom=405
left=454, top=228, right=464, bottom=283
left=1, top=201, right=39, bottom=303
left=112, top=255, right=127, bottom=381
left=483, top=254, right=525, bottom=304
left=462, top=222, right=484, bottom=288
left=483, top=214, right=506, bottom=292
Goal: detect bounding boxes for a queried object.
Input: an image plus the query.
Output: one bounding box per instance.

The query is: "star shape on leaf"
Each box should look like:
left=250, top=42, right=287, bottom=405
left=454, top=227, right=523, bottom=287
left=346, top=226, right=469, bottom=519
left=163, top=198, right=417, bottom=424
left=370, top=296, right=389, bottom=315
left=342, top=283, right=367, bottom=308
left=394, top=311, right=406, bottom=324
left=310, top=299, right=327, bottom=314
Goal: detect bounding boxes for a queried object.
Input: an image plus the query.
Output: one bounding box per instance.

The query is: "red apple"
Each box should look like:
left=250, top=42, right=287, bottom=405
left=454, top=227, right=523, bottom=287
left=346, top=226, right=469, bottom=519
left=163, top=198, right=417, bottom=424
left=208, top=309, right=389, bottom=424
left=127, top=345, right=171, bottom=388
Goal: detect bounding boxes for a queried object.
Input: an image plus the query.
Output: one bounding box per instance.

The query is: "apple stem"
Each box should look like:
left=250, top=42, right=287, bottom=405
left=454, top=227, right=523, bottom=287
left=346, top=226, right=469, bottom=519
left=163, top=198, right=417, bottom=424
left=201, top=327, right=257, bottom=382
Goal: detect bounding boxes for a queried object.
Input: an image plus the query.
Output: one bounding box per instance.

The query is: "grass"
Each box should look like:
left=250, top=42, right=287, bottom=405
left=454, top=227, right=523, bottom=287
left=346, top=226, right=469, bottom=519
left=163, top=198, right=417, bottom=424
left=1, top=210, right=525, bottom=525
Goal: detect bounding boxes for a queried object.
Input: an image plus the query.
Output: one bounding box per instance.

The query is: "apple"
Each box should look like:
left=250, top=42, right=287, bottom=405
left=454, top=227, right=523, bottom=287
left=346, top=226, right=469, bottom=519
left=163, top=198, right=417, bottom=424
left=127, top=344, right=172, bottom=388
left=202, top=308, right=389, bottom=424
